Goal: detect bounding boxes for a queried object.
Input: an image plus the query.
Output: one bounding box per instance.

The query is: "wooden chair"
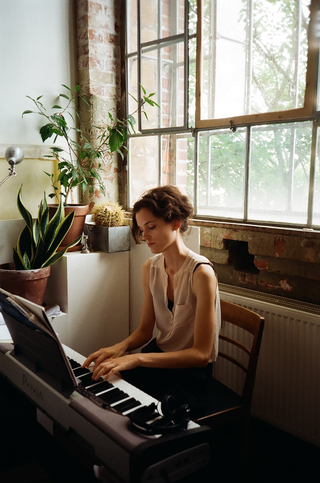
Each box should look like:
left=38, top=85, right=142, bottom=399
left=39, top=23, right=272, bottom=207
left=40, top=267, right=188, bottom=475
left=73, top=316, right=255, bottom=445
left=195, top=299, right=265, bottom=469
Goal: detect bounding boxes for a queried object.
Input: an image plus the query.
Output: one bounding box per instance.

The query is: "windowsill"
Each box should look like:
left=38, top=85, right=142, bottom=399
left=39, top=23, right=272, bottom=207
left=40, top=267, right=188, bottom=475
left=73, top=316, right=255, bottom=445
left=125, top=212, right=320, bottom=237
left=190, top=218, right=320, bottom=238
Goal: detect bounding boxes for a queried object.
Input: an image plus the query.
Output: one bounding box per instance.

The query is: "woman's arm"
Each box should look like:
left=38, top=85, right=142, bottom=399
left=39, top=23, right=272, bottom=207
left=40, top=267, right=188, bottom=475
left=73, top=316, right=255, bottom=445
left=82, top=259, right=156, bottom=369
left=88, top=264, right=217, bottom=380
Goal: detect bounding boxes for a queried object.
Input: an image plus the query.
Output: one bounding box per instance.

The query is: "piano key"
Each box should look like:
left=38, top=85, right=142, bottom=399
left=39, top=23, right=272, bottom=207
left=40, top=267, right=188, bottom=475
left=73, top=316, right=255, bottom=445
left=73, top=366, right=91, bottom=377
left=78, top=373, right=99, bottom=386
left=89, top=380, right=113, bottom=394
left=112, top=398, right=141, bottom=413
left=66, top=347, right=160, bottom=409
left=98, top=388, right=129, bottom=404
left=68, top=357, right=81, bottom=369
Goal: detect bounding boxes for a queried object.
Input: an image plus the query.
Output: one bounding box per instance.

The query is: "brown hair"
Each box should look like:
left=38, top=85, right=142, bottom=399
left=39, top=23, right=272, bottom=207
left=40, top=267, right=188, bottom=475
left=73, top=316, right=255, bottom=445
left=131, top=185, right=194, bottom=244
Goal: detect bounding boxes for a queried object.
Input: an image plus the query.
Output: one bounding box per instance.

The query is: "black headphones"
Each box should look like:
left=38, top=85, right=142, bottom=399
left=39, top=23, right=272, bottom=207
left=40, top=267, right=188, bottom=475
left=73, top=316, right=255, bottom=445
left=130, top=395, right=191, bottom=435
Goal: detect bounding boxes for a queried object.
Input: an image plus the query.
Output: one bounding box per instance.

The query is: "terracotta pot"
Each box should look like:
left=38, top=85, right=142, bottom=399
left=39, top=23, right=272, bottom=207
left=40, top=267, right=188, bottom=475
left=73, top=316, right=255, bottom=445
left=49, top=204, right=89, bottom=252
left=0, top=263, right=51, bottom=306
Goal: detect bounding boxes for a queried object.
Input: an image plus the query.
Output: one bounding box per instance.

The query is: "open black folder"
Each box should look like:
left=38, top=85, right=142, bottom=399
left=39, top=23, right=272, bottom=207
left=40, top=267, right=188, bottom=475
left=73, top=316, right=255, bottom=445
left=0, top=288, right=77, bottom=397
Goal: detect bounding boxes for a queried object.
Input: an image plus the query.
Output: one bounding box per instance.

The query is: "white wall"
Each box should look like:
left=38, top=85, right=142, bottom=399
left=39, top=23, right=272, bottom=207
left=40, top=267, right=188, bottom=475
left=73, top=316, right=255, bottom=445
left=0, top=0, right=75, bottom=145
left=0, top=0, right=75, bottom=219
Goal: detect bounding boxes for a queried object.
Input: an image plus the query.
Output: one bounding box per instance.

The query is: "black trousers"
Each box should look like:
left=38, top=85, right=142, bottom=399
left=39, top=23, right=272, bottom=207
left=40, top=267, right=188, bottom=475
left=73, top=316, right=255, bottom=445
left=120, top=339, right=212, bottom=418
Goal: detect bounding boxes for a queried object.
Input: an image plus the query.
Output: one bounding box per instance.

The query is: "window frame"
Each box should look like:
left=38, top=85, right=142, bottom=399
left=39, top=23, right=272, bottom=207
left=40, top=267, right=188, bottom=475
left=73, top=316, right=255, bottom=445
left=195, top=0, right=319, bottom=130
left=125, top=0, right=320, bottom=230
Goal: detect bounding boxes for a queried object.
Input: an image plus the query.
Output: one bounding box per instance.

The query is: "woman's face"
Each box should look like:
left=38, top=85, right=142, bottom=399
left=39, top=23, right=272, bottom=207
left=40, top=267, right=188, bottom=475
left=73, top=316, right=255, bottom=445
left=135, top=208, right=178, bottom=254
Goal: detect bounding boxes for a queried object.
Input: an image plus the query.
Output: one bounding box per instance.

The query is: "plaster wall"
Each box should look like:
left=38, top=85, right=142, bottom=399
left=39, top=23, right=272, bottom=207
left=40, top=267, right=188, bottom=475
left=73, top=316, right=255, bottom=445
left=0, top=0, right=75, bottom=219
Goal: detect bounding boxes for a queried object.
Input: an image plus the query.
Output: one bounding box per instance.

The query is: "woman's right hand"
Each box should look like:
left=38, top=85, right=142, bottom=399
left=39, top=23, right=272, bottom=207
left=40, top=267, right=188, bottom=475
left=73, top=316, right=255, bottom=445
left=82, top=342, right=126, bottom=370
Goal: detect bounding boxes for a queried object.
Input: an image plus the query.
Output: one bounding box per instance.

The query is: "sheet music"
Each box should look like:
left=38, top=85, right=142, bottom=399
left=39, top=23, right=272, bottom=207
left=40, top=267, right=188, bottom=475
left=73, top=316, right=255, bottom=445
left=0, top=289, right=77, bottom=393
left=0, top=310, right=12, bottom=342
left=0, top=288, right=55, bottom=337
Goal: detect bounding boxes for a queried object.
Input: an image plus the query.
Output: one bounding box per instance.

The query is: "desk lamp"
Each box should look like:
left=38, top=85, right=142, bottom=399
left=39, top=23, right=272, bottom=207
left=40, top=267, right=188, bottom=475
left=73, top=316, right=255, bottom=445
left=0, top=147, right=24, bottom=188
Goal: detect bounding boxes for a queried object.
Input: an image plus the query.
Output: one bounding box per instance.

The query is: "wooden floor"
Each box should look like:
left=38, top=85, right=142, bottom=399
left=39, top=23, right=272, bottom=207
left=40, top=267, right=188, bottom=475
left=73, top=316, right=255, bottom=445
left=0, top=375, right=319, bottom=483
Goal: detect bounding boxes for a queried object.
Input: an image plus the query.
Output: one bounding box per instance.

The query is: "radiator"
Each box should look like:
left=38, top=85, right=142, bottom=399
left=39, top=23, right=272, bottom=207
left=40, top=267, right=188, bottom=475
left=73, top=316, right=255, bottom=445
left=218, top=284, right=320, bottom=447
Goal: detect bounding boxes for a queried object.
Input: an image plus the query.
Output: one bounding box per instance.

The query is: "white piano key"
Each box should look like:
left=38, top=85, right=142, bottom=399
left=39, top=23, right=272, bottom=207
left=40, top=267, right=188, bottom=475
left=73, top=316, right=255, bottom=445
left=64, top=344, right=199, bottom=429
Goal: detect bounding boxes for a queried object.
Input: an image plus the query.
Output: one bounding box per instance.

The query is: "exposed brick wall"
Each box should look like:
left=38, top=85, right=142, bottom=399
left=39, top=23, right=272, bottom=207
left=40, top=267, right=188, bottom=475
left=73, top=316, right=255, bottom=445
left=196, top=221, right=320, bottom=305
left=76, top=0, right=123, bottom=209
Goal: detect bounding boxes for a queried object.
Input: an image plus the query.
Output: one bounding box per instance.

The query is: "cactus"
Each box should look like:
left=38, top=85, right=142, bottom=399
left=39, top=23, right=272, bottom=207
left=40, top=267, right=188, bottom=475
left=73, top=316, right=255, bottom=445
left=92, top=201, right=125, bottom=227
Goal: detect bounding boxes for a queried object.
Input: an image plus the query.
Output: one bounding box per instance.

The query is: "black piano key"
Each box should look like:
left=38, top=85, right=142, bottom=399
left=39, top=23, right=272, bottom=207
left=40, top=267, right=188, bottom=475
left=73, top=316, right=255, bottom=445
left=89, top=381, right=114, bottom=394
left=68, top=358, right=81, bottom=369
left=78, top=373, right=98, bottom=386
left=73, top=366, right=91, bottom=377
left=98, top=388, right=128, bottom=404
left=112, top=398, right=141, bottom=413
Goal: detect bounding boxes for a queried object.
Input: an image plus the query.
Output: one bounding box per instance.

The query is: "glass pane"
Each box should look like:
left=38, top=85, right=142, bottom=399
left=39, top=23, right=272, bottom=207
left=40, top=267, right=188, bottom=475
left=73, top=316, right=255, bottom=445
left=197, top=128, right=246, bottom=218
left=178, top=134, right=195, bottom=205
left=313, top=129, right=320, bottom=227
left=129, top=136, right=159, bottom=206
left=189, top=36, right=196, bottom=126
left=140, top=0, right=185, bottom=44
left=249, top=122, right=312, bottom=224
left=141, top=47, right=160, bottom=129
left=200, top=0, right=311, bottom=120
left=161, top=134, right=175, bottom=186
left=141, top=40, right=185, bottom=129
left=318, top=34, right=320, bottom=111
left=160, top=134, right=195, bottom=204
left=127, top=55, right=139, bottom=129
left=189, top=0, right=197, bottom=37
left=126, top=0, right=137, bottom=53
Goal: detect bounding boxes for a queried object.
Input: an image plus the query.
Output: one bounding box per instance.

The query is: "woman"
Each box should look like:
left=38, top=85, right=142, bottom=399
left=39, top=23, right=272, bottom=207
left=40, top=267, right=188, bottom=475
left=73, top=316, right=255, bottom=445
left=83, top=185, right=221, bottom=417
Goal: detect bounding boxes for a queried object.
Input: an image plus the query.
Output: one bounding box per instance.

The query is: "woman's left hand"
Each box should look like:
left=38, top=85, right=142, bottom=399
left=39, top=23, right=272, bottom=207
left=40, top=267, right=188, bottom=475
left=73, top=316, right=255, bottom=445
left=91, top=353, right=139, bottom=380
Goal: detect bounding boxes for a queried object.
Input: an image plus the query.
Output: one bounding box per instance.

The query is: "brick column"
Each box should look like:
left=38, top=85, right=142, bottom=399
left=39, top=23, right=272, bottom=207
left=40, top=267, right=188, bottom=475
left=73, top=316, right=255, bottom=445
left=76, top=0, right=124, bottom=210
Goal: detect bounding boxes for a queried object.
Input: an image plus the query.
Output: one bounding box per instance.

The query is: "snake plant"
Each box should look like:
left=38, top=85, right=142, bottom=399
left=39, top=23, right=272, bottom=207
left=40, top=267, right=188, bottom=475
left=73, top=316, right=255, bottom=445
left=13, top=186, right=81, bottom=270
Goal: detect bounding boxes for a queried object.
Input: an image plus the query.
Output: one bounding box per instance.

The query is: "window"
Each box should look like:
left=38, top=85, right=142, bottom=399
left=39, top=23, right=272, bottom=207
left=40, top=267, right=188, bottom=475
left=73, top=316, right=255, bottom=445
left=125, top=0, right=320, bottom=229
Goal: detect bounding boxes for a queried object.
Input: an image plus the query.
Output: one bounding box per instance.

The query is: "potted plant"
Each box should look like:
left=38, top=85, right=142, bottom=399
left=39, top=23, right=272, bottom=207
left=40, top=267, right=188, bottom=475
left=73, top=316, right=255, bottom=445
left=22, top=85, right=158, bottom=249
left=84, top=201, right=130, bottom=253
left=0, top=186, right=80, bottom=305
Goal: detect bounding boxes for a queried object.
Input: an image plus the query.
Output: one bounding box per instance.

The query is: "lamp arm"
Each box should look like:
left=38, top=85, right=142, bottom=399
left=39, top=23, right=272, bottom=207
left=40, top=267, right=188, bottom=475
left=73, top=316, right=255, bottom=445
left=0, top=170, right=17, bottom=188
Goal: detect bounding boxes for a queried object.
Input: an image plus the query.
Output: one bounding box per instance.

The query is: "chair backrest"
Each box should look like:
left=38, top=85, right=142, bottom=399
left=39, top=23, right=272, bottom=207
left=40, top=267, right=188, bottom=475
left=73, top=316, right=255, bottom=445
left=218, top=299, right=265, bottom=410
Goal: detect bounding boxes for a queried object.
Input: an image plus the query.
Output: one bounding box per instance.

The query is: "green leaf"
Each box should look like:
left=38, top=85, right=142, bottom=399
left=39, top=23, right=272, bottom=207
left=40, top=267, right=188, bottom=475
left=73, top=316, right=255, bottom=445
left=13, top=247, right=24, bottom=270
left=128, top=93, right=138, bottom=103
left=15, top=225, right=33, bottom=270
left=79, top=94, right=90, bottom=106
left=40, top=124, right=63, bottom=142
left=51, top=147, right=64, bottom=153
left=117, top=149, right=125, bottom=160
left=17, top=186, right=33, bottom=230
left=22, top=110, right=35, bottom=117
left=51, top=113, right=67, bottom=129
left=40, top=211, right=76, bottom=264
left=41, top=235, right=81, bottom=267
left=109, top=127, right=126, bottom=152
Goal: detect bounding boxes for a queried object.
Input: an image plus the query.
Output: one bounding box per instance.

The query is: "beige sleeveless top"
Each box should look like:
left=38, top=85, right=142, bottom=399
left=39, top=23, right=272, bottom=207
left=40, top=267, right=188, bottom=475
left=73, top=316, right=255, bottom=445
left=149, top=250, right=221, bottom=361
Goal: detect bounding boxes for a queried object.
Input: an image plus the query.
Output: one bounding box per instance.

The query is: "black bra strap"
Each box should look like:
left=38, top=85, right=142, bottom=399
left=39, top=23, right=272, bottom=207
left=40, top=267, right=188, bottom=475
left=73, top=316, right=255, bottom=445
left=193, top=262, right=213, bottom=273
